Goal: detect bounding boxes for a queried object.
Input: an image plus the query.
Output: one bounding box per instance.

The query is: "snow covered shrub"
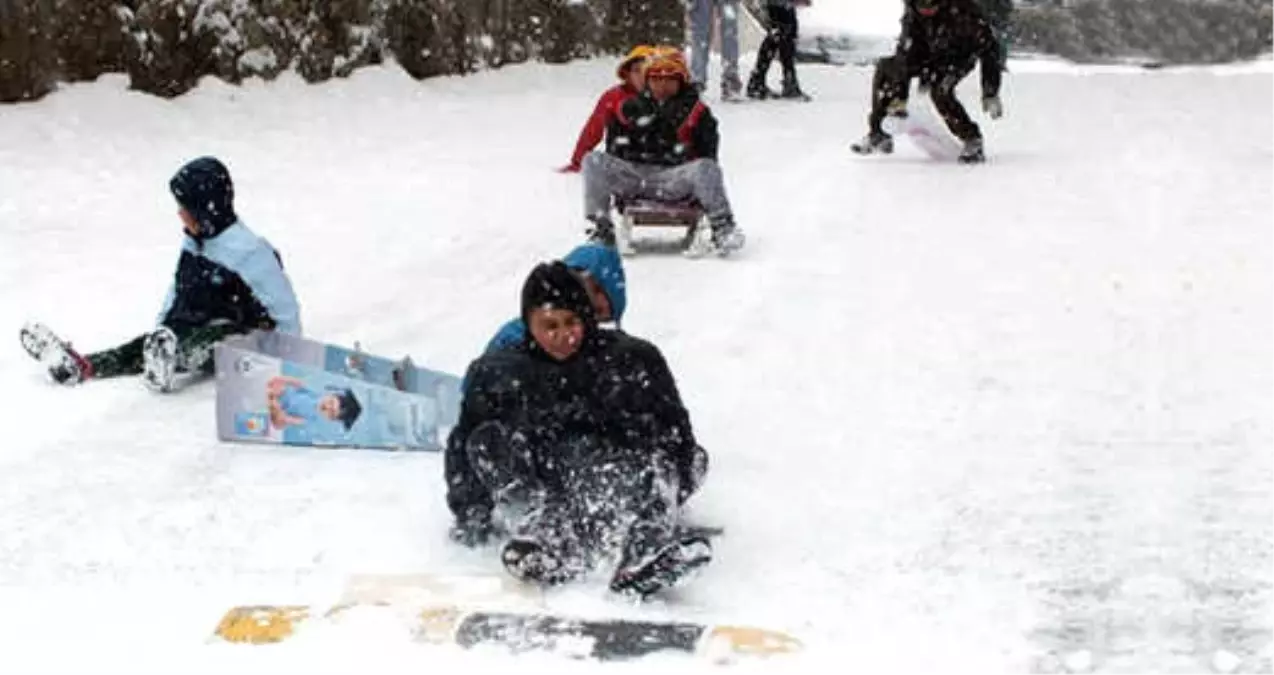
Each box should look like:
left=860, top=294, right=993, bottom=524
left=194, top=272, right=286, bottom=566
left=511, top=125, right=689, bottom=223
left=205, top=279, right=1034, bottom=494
left=0, top=0, right=58, bottom=101
left=380, top=0, right=457, bottom=79
left=1013, top=0, right=1274, bottom=64
left=124, top=0, right=220, bottom=97
left=464, top=0, right=591, bottom=68
left=586, top=0, right=684, bottom=55
left=289, top=0, right=383, bottom=82
left=188, top=0, right=290, bottom=82
left=53, top=0, right=131, bottom=81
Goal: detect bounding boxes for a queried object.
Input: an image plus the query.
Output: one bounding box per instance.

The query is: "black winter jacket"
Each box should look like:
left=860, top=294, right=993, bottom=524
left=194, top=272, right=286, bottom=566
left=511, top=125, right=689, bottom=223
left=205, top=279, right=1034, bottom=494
left=897, top=0, right=1004, bottom=98
left=445, top=329, right=703, bottom=521
left=610, top=86, right=719, bottom=167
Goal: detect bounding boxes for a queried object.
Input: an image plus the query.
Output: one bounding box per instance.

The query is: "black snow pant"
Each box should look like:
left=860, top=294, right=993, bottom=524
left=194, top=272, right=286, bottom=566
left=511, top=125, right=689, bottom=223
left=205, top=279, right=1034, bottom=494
left=750, top=4, right=800, bottom=91
left=463, top=421, right=684, bottom=581
left=86, top=321, right=244, bottom=379
left=869, top=54, right=982, bottom=142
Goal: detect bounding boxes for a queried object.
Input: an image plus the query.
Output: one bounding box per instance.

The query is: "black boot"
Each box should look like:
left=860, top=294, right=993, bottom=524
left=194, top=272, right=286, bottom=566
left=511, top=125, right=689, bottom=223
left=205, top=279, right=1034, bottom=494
left=745, top=71, right=776, bottom=100
left=779, top=72, right=810, bottom=101
left=958, top=137, right=985, bottom=164
left=502, top=538, right=575, bottom=586
left=585, top=217, right=616, bottom=247
left=851, top=131, right=894, bottom=155
left=609, top=533, right=713, bottom=600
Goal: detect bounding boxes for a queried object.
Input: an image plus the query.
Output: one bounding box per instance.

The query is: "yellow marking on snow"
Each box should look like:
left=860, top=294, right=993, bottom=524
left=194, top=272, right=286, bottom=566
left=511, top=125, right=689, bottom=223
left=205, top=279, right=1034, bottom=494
left=706, top=625, right=803, bottom=657
left=415, top=605, right=463, bottom=644
left=214, top=605, right=310, bottom=644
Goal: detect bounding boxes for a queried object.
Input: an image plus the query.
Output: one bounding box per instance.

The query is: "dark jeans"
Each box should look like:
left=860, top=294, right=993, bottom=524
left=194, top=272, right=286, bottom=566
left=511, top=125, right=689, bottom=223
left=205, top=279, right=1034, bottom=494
left=464, top=421, right=681, bottom=579
left=86, top=322, right=244, bottom=379
left=752, top=5, right=799, bottom=84
left=869, top=54, right=982, bottom=142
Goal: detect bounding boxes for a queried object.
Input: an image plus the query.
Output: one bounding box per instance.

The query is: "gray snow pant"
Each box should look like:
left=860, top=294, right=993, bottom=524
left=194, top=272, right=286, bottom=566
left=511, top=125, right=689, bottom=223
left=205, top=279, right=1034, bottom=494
left=464, top=421, right=681, bottom=580
left=689, top=0, right=741, bottom=87
left=582, top=152, right=736, bottom=229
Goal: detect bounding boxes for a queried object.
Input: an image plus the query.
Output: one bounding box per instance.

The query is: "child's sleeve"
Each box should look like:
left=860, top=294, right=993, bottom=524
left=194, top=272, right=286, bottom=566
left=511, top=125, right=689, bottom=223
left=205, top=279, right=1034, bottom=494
left=237, top=243, right=303, bottom=335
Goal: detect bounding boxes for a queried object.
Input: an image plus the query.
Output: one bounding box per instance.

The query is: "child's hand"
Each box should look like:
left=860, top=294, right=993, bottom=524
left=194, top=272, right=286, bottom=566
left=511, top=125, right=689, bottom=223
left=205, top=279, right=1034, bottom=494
left=267, top=398, right=304, bottom=429
left=266, top=375, right=304, bottom=397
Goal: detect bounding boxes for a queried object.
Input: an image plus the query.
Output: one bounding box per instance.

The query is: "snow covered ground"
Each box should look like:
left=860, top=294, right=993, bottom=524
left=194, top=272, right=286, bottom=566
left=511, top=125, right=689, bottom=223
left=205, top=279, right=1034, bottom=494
left=0, top=55, right=1270, bottom=674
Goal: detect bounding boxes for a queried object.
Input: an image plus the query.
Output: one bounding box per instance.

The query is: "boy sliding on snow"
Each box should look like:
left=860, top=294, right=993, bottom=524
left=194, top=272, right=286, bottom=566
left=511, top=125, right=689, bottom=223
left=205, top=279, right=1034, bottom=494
left=21, top=156, right=302, bottom=393
left=581, top=48, right=745, bottom=255
left=557, top=45, right=655, bottom=174
left=446, top=261, right=710, bottom=599
left=850, top=0, right=1005, bottom=164
left=483, top=242, right=627, bottom=355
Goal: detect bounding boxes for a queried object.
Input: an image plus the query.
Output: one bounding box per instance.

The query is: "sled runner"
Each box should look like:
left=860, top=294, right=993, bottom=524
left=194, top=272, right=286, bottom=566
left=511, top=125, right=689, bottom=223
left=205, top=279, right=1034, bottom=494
left=614, top=197, right=712, bottom=257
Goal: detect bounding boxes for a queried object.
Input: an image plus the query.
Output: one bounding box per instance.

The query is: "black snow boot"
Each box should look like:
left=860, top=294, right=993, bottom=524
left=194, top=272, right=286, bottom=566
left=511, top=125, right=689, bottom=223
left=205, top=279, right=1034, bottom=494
left=609, top=534, right=713, bottom=600
left=779, top=73, right=810, bottom=101
left=958, top=137, right=986, bottom=164
left=501, top=538, right=577, bottom=586
left=851, top=131, right=895, bottom=155
left=745, top=71, right=776, bottom=100
left=585, top=217, right=617, bottom=247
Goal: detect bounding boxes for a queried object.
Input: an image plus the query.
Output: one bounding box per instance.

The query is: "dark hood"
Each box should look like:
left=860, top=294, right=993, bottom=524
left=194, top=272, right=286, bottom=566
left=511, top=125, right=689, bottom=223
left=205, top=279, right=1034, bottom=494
left=519, top=261, right=597, bottom=360
left=170, top=156, right=238, bottom=240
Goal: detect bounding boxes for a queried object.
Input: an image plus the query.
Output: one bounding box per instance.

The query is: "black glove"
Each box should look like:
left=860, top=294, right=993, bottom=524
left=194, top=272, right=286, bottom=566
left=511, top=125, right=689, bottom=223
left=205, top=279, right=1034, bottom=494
left=677, top=445, right=709, bottom=505
left=448, top=505, right=497, bottom=548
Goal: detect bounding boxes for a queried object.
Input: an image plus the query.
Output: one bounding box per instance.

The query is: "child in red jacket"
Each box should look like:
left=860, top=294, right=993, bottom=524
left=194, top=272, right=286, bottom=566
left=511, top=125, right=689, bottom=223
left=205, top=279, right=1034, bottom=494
left=558, top=45, right=656, bottom=173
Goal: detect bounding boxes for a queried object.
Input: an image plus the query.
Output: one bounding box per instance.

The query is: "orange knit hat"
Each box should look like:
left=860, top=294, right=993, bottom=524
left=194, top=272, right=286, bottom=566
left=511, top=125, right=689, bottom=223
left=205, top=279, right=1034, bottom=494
left=643, top=47, right=690, bottom=81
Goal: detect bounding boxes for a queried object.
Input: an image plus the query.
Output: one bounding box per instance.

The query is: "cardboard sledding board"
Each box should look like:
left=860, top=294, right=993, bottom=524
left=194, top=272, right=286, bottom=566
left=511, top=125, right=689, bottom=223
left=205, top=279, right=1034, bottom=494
left=883, top=96, right=964, bottom=161
left=212, top=573, right=802, bottom=664
left=214, top=331, right=462, bottom=451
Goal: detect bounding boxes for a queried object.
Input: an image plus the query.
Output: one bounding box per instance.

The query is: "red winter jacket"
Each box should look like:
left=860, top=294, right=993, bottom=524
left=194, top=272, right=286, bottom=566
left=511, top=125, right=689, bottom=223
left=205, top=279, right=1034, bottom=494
left=567, top=83, right=640, bottom=170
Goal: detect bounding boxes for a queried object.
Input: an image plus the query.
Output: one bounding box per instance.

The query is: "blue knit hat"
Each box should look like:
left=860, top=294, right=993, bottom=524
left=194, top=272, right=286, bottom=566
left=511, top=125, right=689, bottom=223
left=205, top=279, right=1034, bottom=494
left=562, top=243, right=627, bottom=325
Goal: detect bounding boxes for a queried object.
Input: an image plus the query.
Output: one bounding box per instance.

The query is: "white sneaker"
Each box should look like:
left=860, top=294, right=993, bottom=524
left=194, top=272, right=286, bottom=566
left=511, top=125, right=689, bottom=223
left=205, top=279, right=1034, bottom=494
left=711, top=227, right=746, bottom=257
left=142, top=326, right=179, bottom=393
left=683, top=224, right=714, bottom=259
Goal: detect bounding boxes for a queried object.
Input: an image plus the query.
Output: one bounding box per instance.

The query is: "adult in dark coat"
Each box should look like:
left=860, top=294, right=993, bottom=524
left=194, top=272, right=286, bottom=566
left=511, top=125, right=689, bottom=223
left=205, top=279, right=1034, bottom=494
left=851, top=0, right=1006, bottom=163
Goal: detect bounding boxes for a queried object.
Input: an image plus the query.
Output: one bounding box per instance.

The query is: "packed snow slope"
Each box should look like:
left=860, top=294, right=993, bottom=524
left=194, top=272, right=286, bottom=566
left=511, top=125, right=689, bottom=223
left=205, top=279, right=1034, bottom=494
left=0, top=56, right=1270, bottom=674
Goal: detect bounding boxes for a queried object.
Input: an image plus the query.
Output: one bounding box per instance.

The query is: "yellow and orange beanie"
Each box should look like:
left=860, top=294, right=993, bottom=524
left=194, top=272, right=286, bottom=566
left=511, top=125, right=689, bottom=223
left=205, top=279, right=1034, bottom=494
left=643, top=47, right=690, bottom=81
left=616, top=45, right=656, bottom=79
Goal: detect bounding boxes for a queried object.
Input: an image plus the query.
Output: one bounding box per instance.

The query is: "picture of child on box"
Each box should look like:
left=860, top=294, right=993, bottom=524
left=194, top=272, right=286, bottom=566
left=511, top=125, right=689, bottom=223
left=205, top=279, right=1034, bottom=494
left=260, top=373, right=443, bottom=449
left=267, top=375, right=362, bottom=439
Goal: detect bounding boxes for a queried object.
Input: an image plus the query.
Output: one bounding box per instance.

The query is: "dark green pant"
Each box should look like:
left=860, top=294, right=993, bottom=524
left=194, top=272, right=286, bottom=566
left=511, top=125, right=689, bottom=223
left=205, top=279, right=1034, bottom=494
left=86, top=323, right=244, bottom=380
